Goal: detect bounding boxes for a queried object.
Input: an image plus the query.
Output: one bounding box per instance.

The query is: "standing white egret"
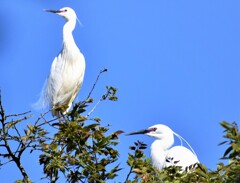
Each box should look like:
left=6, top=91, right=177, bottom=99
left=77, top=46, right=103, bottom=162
left=127, top=124, right=199, bottom=171
left=37, top=7, right=85, bottom=117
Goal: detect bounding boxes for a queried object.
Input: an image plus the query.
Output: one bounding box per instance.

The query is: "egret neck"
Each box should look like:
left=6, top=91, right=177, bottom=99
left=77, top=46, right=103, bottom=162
left=150, top=136, right=174, bottom=169
left=62, top=18, right=79, bottom=54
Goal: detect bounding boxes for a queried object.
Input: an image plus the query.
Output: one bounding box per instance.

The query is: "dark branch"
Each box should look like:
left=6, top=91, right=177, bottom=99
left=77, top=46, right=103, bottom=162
left=0, top=93, right=31, bottom=182
left=85, top=68, right=107, bottom=100
left=6, top=111, right=31, bottom=118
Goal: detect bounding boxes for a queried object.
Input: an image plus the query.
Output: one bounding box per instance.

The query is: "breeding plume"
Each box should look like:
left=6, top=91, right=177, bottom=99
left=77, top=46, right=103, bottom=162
left=37, top=7, right=85, bottom=116
left=127, top=124, right=199, bottom=171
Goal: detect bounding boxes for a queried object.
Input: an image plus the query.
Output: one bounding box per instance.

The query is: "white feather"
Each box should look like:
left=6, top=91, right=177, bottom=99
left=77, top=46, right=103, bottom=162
left=35, top=7, right=85, bottom=116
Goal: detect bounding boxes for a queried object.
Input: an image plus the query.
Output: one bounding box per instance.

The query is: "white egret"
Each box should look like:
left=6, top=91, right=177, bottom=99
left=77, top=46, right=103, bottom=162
left=37, top=7, right=85, bottom=117
left=127, top=124, right=199, bottom=171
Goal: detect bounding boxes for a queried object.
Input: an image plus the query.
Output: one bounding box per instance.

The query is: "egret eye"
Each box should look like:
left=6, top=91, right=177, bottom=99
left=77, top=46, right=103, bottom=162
left=148, top=127, right=157, bottom=132
left=152, top=127, right=157, bottom=131
left=64, top=9, right=67, bottom=12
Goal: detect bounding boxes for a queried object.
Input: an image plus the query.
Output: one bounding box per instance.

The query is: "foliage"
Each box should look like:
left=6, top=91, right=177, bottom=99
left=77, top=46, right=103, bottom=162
left=39, top=98, right=123, bottom=183
left=0, top=72, right=240, bottom=182
left=0, top=83, right=122, bottom=183
left=0, top=70, right=124, bottom=183
left=125, top=121, right=240, bottom=183
left=125, top=141, right=162, bottom=183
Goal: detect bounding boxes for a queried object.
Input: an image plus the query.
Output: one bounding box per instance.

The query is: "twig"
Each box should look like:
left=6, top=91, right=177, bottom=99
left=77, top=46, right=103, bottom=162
left=14, top=142, right=22, bottom=156
left=41, top=113, right=59, bottom=129
left=0, top=159, right=13, bottom=166
left=124, top=143, right=142, bottom=183
left=6, top=111, right=31, bottom=118
left=13, top=125, right=21, bottom=138
left=13, top=124, right=24, bottom=157
left=125, top=159, right=135, bottom=182
left=0, top=90, right=5, bottom=122
left=85, top=98, right=103, bottom=118
left=34, top=109, right=52, bottom=125
left=35, top=109, right=59, bottom=128
left=85, top=68, right=107, bottom=101
left=85, top=86, right=113, bottom=118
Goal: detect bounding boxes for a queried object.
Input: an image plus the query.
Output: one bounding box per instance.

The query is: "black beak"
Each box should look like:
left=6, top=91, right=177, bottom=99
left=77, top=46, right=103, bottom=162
left=44, top=9, right=62, bottom=13
left=126, top=129, right=151, bottom=136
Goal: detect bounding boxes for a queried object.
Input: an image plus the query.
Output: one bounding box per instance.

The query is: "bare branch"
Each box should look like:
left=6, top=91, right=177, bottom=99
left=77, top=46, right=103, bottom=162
left=0, top=159, right=13, bottom=166
left=85, top=86, right=116, bottom=118
left=85, top=68, right=107, bottom=100
left=0, top=90, right=5, bottom=123
left=0, top=92, right=31, bottom=181
left=5, top=111, right=31, bottom=118
left=13, top=124, right=22, bottom=138
left=85, top=97, right=103, bottom=118
left=34, top=109, right=52, bottom=125
left=0, top=153, right=10, bottom=156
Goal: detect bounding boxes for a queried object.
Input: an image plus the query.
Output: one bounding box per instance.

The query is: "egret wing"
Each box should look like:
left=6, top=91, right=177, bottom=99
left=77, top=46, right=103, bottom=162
left=165, top=146, right=199, bottom=169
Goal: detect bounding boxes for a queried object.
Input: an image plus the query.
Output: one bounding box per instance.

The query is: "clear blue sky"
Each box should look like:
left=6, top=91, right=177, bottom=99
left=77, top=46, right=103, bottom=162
left=1, top=0, right=240, bottom=182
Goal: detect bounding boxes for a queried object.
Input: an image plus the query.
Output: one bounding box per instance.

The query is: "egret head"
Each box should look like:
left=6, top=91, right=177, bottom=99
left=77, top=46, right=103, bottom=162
left=45, top=7, right=77, bottom=21
left=126, top=124, right=174, bottom=141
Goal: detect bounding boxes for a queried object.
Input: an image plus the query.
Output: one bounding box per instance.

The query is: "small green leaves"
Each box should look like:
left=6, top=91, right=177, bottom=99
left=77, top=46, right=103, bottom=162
left=110, top=130, right=124, bottom=140
left=39, top=113, right=123, bottom=182
left=92, top=117, right=101, bottom=122
left=103, top=86, right=118, bottom=101
left=1, top=76, right=240, bottom=183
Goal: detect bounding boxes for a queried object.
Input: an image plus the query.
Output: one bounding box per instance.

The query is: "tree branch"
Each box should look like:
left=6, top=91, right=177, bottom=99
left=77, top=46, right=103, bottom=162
left=0, top=92, right=31, bottom=182
left=6, top=111, right=31, bottom=118
left=85, top=97, right=103, bottom=118
left=85, top=68, right=107, bottom=101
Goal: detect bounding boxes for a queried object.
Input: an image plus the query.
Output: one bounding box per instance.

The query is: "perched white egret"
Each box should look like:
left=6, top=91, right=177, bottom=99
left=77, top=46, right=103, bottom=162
left=36, top=7, right=85, bottom=117
left=127, top=124, right=199, bottom=171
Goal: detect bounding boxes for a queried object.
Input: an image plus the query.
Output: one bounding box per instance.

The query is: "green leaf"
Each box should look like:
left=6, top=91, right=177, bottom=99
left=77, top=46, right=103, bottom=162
left=223, top=146, right=233, bottom=157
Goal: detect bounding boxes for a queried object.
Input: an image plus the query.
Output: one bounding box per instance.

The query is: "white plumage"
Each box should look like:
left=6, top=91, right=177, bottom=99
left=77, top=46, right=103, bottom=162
left=37, top=7, right=85, bottom=116
left=127, top=124, right=199, bottom=171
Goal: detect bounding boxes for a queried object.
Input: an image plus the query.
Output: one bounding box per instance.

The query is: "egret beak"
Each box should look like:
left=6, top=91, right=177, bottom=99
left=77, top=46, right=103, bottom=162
left=126, top=127, right=157, bottom=136
left=44, top=9, right=63, bottom=14
left=126, top=129, right=153, bottom=136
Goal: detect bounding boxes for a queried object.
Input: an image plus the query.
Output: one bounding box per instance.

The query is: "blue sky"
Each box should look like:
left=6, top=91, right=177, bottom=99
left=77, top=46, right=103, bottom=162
left=1, top=0, right=240, bottom=182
